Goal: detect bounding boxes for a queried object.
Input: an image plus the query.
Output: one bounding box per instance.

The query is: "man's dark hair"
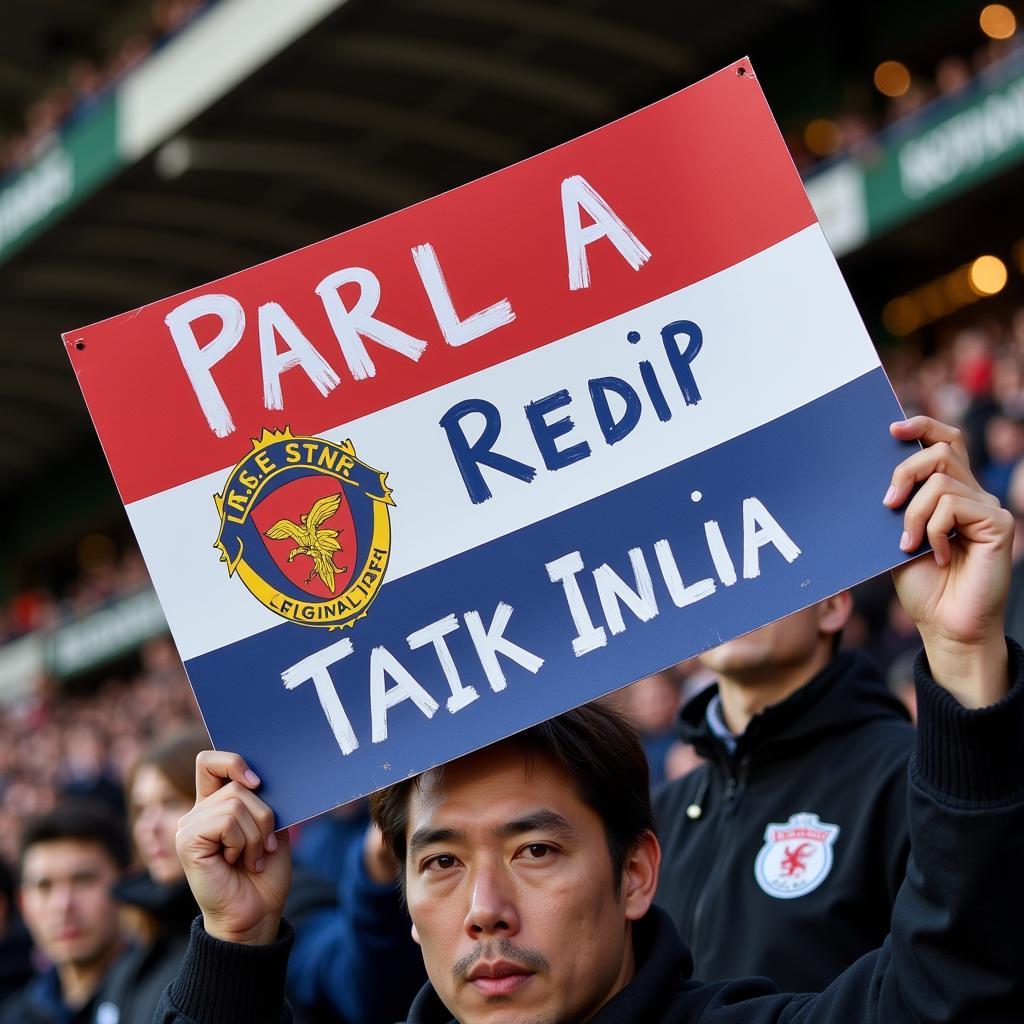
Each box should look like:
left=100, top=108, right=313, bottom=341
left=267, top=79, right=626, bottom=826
left=371, top=702, right=656, bottom=895
left=18, top=800, right=131, bottom=875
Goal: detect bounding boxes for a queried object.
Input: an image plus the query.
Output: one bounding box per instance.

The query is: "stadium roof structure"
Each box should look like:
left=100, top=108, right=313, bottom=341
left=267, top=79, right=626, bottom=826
left=0, top=0, right=1016, bottom=553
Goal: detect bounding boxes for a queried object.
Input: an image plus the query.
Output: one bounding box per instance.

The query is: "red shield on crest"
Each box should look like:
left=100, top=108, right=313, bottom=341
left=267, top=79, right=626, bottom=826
left=250, top=476, right=357, bottom=600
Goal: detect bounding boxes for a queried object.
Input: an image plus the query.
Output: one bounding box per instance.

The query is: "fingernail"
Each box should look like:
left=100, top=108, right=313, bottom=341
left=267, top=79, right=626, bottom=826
left=254, top=858, right=265, bottom=873
left=244, top=769, right=261, bottom=787
left=884, top=485, right=896, bottom=505
left=265, top=833, right=278, bottom=853
left=934, top=550, right=946, bottom=567
left=900, top=531, right=911, bottom=551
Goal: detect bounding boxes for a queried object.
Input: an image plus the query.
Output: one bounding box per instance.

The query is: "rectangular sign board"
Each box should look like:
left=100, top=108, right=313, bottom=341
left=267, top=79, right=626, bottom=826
left=65, top=60, right=914, bottom=827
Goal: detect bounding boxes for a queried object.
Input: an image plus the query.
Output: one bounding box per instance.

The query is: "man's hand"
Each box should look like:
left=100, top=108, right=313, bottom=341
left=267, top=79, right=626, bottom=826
left=885, top=416, right=1014, bottom=708
left=175, top=751, right=291, bottom=945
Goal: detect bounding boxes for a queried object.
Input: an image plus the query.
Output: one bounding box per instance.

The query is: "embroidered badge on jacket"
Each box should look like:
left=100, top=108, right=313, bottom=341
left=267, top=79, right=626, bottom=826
left=754, top=812, right=840, bottom=899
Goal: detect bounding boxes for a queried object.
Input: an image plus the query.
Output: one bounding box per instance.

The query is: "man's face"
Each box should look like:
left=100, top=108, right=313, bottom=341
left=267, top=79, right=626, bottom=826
left=19, top=839, right=121, bottom=968
left=698, top=603, right=829, bottom=681
left=404, top=744, right=652, bottom=1024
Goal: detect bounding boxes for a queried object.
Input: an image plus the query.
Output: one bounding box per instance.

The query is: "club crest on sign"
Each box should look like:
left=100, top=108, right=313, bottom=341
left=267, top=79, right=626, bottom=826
left=753, top=812, right=840, bottom=900
left=214, top=427, right=395, bottom=628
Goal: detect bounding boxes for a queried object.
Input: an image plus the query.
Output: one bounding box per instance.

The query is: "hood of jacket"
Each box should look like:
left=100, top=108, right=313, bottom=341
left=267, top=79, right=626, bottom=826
left=676, top=650, right=909, bottom=767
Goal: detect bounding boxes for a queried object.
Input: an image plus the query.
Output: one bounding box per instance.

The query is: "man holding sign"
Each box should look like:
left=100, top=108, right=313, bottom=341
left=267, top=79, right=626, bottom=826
left=155, top=416, right=1023, bottom=1023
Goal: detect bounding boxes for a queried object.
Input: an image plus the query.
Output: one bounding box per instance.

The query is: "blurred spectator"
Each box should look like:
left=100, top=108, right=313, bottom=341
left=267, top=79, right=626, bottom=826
left=96, top=726, right=208, bottom=1024
left=982, top=412, right=1024, bottom=504
left=620, top=670, right=684, bottom=788
left=1, top=802, right=130, bottom=1024
left=652, top=593, right=916, bottom=992
left=663, top=738, right=704, bottom=781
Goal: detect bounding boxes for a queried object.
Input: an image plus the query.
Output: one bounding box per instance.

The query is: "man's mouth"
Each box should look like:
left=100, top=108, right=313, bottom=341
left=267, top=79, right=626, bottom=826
left=467, top=960, right=534, bottom=996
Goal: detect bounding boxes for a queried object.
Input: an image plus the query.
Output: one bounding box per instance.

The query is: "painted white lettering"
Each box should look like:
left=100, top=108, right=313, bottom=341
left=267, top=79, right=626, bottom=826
left=369, top=646, right=439, bottom=743
left=593, top=548, right=658, bottom=635
left=545, top=552, right=607, bottom=656
left=703, top=519, right=737, bottom=587
left=654, top=538, right=716, bottom=608
left=315, top=267, right=427, bottom=380
left=407, top=614, right=479, bottom=714
left=464, top=603, right=544, bottom=692
left=742, top=497, right=801, bottom=579
left=257, top=301, right=340, bottom=411
left=560, top=174, right=651, bottom=291
left=164, top=293, right=245, bottom=437
left=281, top=639, right=358, bottom=756
left=411, top=242, right=516, bottom=347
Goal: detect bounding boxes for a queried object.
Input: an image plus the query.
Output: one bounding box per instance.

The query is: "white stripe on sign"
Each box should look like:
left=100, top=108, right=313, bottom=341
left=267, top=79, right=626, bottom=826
left=127, top=224, right=881, bottom=661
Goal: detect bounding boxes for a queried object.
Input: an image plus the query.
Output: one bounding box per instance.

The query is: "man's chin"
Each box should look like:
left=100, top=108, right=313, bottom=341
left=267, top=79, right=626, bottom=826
left=455, top=975, right=547, bottom=1022
left=51, top=939, right=107, bottom=969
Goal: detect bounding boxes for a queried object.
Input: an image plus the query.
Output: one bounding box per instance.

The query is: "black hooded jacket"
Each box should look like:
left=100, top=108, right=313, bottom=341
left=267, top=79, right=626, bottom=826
left=653, top=651, right=914, bottom=991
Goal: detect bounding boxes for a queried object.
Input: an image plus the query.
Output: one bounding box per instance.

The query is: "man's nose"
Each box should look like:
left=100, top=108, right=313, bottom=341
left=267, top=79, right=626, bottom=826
left=49, top=882, right=75, bottom=915
left=464, top=865, right=520, bottom=938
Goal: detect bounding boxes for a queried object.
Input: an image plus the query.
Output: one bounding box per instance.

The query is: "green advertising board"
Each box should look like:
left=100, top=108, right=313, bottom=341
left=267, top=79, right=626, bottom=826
left=806, top=51, right=1024, bottom=256
left=0, top=96, right=120, bottom=263
left=865, top=53, right=1024, bottom=235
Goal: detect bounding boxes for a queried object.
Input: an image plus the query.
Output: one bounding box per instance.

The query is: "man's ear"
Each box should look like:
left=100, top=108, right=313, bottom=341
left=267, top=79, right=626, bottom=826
left=817, top=591, right=853, bottom=637
left=621, top=831, right=660, bottom=921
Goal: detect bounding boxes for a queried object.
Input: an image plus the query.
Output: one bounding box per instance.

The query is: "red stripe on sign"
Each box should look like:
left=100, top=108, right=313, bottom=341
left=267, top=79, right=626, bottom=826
left=66, top=61, right=815, bottom=505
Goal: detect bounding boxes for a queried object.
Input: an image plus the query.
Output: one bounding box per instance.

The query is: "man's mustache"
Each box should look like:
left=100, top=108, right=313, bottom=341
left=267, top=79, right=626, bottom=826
left=453, top=937, right=551, bottom=980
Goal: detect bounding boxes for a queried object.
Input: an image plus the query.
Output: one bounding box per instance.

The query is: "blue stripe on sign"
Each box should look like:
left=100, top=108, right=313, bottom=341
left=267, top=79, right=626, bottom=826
left=186, top=366, right=915, bottom=827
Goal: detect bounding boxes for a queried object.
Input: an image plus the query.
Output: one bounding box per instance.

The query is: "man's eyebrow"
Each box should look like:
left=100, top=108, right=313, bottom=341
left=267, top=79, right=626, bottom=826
left=493, top=809, right=578, bottom=840
left=409, top=826, right=464, bottom=857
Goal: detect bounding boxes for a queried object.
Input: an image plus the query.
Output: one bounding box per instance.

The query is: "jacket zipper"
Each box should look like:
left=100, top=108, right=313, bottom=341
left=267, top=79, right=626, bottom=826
left=688, top=756, right=750, bottom=961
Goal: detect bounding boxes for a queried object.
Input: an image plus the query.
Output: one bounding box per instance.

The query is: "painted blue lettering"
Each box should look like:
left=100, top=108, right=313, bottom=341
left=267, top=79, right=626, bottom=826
left=440, top=399, right=536, bottom=504
left=589, top=376, right=642, bottom=445
left=661, top=319, right=703, bottom=406
left=525, top=389, right=591, bottom=471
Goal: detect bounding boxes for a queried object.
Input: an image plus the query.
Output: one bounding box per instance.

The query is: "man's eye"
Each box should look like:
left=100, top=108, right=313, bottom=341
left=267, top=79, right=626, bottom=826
left=425, top=854, right=458, bottom=871
left=519, top=843, right=554, bottom=860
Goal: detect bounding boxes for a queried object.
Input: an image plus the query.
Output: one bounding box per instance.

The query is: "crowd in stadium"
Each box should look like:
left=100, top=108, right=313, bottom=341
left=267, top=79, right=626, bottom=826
left=1, top=0, right=211, bottom=175
left=787, top=22, right=1023, bottom=168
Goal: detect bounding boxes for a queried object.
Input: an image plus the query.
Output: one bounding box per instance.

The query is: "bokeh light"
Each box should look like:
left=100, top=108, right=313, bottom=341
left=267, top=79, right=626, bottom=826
left=968, top=255, right=1008, bottom=295
left=803, top=118, right=842, bottom=156
left=980, top=4, right=1017, bottom=40
left=874, top=60, right=911, bottom=97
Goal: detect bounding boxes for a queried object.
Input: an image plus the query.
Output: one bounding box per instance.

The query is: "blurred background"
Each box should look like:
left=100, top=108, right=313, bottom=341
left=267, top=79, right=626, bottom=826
left=0, top=0, right=1023, bottom=842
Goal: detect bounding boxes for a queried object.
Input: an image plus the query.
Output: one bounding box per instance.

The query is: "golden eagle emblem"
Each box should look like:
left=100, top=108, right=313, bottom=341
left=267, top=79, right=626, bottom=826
left=264, top=494, right=347, bottom=592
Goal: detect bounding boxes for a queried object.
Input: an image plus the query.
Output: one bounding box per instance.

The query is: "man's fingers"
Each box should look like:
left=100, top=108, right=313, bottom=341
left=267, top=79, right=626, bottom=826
left=900, top=474, right=978, bottom=552
left=890, top=416, right=969, bottom=462
left=884, top=442, right=991, bottom=510
left=900, top=474, right=1007, bottom=559
left=179, top=797, right=268, bottom=873
left=195, top=750, right=262, bottom=801
left=202, top=781, right=279, bottom=855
